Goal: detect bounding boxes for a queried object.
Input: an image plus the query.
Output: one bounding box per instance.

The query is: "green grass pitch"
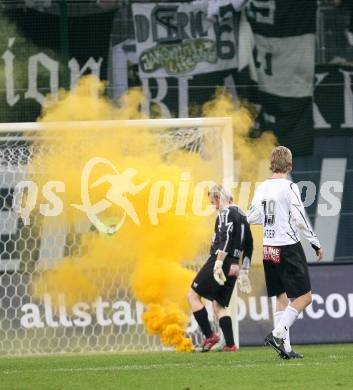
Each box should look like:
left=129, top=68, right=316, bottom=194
left=1, top=344, right=352, bottom=390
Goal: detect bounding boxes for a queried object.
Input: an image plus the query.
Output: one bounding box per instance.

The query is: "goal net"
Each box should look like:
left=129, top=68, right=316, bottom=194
left=0, top=117, right=237, bottom=355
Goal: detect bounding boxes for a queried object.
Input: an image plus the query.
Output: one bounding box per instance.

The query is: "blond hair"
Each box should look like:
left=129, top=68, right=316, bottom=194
left=208, top=184, right=231, bottom=202
left=270, top=146, right=292, bottom=173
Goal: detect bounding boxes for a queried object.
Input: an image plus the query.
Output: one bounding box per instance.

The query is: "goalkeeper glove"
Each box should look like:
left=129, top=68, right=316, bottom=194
left=213, top=260, right=226, bottom=285
left=238, top=269, right=252, bottom=294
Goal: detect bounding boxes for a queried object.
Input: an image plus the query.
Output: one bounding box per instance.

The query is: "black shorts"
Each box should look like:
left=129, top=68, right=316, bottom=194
left=263, top=242, right=311, bottom=299
left=191, top=255, right=238, bottom=308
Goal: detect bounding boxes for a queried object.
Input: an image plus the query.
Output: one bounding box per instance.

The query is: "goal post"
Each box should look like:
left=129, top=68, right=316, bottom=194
left=0, top=117, right=239, bottom=355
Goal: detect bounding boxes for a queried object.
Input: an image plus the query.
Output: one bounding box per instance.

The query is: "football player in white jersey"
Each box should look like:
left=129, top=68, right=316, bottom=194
left=247, top=146, right=324, bottom=359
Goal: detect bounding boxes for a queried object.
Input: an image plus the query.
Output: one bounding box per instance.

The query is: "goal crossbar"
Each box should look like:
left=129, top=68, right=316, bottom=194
left=0, top=117, right=233, bottom=132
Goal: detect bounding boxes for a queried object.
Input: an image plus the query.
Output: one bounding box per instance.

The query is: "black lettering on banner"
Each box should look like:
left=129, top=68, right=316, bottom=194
left=213, top=20, right=235, bottom=60
left=253, top=46, right=261, bottom=68
left=245, top=0, right=276, bottom=25
left=190, top=11, right=207, bottom=39
left=265, top=52, right=273, bottom=76
left=152, top=6, right=181, bottom=44
left=150, top=6, right=201, bottom=44
left=253, top=46, right=273, bottom=76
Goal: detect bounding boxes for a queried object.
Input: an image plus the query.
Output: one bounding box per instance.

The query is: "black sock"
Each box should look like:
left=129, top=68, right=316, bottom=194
left=219, top=316, right=234, bottom=347
left=193, top=307, right=212, bottom=338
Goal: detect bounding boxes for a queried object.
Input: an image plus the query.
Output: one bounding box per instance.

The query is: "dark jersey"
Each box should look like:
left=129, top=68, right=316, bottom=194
left=232, top=205, right=254, bottom=264
left=210, top=205, right=243, bottom=258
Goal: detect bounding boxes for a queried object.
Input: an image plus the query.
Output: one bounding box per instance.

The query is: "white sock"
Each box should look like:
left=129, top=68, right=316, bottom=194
left=273, top=311, right=292, bottom=353
left=272, top=306, right=299, bottom=340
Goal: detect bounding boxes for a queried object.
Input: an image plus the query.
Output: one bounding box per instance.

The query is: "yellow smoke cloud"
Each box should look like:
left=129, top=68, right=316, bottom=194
left=143, top=304, right=192, bottom=352
left=30, top=77, right=275, bottom=352
left=31, top=76, right=212, bottom=351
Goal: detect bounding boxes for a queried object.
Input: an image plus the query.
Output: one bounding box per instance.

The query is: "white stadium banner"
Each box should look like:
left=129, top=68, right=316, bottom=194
left=131, top=2, right=240, bottom=78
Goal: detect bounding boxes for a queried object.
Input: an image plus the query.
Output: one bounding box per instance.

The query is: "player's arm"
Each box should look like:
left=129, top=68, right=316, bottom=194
left=213, top=209, right=234, bottom=285
left=241, top=220, right=253, bottom=269
left=247, top=186, right=264, bottom=225
left=238, top=220, right=253, bottom=293
left=289, top=183, right=323, bottom=261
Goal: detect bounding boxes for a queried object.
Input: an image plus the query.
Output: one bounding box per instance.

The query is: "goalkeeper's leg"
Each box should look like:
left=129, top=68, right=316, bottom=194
left=187, top=289, right=219, bottom=351
left=187, top=289, right=212, bottom=338
left=213, top=301, right=238, bottom=351
left=188, top=256, right=224, bottom=350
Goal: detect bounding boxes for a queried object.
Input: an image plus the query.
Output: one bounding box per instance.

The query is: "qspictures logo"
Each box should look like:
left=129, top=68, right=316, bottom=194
left=12, top=156, right=218, bottom=233
left=11, top=156, right=344, bottom=233
left=71, top=157, right=150, bottom=234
